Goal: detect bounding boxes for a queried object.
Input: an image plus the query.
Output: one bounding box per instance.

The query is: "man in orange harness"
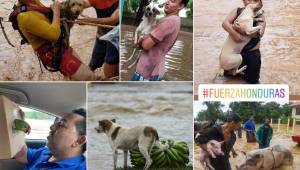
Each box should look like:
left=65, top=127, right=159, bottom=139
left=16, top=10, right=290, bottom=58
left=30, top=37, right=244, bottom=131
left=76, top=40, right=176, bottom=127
left=78, top=0, right=119, bottom=79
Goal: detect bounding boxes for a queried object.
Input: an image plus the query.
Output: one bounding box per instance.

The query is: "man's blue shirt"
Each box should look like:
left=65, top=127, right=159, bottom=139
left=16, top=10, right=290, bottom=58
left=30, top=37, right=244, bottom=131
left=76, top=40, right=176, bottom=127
left=244, top=120, right=256, bottom=133
left=24, top=147, right=86, bottom=170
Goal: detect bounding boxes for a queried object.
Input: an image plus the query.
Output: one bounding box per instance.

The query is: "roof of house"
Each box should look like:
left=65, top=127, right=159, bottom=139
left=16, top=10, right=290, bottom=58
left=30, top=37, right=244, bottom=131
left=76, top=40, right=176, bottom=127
left=290, top=102, right=300, bottom=107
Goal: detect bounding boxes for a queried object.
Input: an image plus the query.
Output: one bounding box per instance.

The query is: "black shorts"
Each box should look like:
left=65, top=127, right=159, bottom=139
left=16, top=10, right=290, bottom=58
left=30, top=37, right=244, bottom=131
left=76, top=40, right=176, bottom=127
left=89, top=38, right=119, bottom=71
left=240, top=49, right=261, bottom=84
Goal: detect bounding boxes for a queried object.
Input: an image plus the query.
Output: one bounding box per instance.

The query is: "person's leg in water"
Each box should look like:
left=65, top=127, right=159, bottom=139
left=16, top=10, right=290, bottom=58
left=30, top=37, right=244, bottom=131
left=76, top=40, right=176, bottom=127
left=103, top=42, right=119, bottom=78
left=103, top=41, right=119, bottom=79
left=241, top=49, right=261, bottom=84
left=89, top=38, right=106, bottom=71
left=89, top=38, right=119, bottom=79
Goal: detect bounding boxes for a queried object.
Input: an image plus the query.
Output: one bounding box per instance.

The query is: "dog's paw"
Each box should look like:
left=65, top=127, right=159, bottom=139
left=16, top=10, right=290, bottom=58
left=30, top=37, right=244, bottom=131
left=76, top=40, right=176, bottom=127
left=254, top=18, right=264, bottom=22
left=257, top=9, right=264, bottom=16
left=259, top=28, right=264, bottom=36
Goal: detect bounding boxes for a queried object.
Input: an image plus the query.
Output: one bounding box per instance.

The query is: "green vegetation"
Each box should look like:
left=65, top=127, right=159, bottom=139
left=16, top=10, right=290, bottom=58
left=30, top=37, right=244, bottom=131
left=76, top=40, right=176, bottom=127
left=124, top=0, right=193, bottom=19
left=195, top=102, right=292, bottom=124
left=25, top=110, right=54, bottom=120
left=130, top=140, right=189, bottom=169
left=186, top=0, right=193, bottom=18
left=116, top=166, right=193, bottom=170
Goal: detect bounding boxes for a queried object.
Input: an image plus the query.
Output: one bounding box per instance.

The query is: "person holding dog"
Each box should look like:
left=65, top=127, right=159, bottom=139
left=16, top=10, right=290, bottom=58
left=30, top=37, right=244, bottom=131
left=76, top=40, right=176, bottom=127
left=131, top=0, right=189, bottom=81
left=196, top=113, right=242, bottom=170
left=14, top=108, right=87, bottom=170
left=222, top=0, right=266, bottom=84
left=11, top=0, right=97, bottom=80
left=78, top=0, right=119, bottom=80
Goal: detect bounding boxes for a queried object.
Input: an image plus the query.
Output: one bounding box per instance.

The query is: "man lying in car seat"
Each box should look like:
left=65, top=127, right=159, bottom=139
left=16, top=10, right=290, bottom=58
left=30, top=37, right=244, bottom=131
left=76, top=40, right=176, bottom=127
left=14, top=108, right=86, bottom=170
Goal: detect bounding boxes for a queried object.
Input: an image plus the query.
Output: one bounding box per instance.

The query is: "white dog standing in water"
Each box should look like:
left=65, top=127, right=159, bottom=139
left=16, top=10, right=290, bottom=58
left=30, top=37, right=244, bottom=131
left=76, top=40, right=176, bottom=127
left=218, top=1, right=263, bottom=77
left=95, top=119, right=168, bottom=170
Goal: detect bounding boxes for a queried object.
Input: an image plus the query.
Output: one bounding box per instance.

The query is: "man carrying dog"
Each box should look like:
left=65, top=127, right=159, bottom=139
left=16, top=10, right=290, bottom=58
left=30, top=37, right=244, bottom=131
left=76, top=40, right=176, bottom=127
left=14, top=109, right=87, bottom=170
left=196, top=114, right=242, bottom=170
left=132, top=0, right=189, bottom=81
left=222, top=0, right=266, bottom=84
left=78, top=0, right=119, bottom=79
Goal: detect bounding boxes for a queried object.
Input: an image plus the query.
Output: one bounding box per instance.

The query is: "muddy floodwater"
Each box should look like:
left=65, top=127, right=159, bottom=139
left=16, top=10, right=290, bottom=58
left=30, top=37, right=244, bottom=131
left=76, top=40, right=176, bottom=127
left=194, top=124, right=300, bottom=170
left=120, top=25, right=193, bottom=81
left=194, top=0, right=300, bottom=95
left=0, top=0, right=97, bottom=80
left=87, top=83, right=193, bottom=170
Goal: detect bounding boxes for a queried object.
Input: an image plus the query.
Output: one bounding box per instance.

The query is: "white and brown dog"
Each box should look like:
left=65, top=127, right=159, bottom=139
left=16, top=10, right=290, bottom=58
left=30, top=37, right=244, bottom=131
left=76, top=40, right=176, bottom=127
left=125, top=1, right=162, bottom=69
left=95, top=119, right=168, bottom=170
left=218, top=1, right=263, bottom=77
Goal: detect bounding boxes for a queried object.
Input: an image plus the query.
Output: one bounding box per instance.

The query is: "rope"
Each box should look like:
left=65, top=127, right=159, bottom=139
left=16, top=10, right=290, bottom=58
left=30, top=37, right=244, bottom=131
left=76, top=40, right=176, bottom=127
left=66, top=20, right=116, bottom=29
left=0, top=17, right=15, bottom=47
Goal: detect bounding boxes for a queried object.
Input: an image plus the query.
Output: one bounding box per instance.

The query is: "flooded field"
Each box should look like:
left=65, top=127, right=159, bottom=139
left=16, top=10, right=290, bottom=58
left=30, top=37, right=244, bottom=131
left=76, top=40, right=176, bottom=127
left=194, top=0, right=300, bottom=95
left=194, top=124, right=300, bottom=170
left=0, top=0, right=97, bottom=80
left=120, top=25, right=193, bottom=81
left=87, top=83, right=193, bottom=170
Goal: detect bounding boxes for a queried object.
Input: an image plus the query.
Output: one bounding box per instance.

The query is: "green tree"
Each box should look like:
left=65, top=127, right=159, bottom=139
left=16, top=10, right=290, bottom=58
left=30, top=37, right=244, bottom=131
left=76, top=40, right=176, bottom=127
left=229, top=102, right=262, bottom=122
left=130, top=0, right=140, bottom=13
left=186, top=0, right=193, bottom=18
left=229, top=102, right=292, bottom=124
left=195, top=102, right=224, bottom=122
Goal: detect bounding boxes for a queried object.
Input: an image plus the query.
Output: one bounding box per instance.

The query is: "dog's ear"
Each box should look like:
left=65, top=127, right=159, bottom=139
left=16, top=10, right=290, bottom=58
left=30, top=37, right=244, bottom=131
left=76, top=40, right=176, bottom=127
left=111, top=119, right=116, bottom=123
left=241, top=150, right=247, bottom=156
left=99, top=120, right=112, bottom=132
left=258, top=0, right=263, bottom=10
left=154, top=8, right=160, bottom=16
left=158, top=3, right=165, bottom=8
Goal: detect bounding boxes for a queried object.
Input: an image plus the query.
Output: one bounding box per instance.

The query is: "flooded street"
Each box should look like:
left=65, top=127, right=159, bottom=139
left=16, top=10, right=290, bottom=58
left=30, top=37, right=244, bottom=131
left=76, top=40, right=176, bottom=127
left=87, top=83, right=193, bottom=170
left=194, top=124, right=300, bottom=170
left=120, top=25, right=193, bottom=81
left=0, top=0, right=97, bottom=80
left=194, top=0, right=300, bottom=95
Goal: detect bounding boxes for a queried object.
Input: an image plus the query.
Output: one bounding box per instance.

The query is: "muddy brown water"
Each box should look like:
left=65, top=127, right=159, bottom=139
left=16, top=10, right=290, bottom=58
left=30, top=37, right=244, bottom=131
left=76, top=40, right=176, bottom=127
left=87, top=83, right=193, bottom=169
left=120, top=25, right=193, bottom=81
left=194, top=0, right=300, bottom=95
left=194, top=124, right=300, bottom=170
left=0, top=0, right=97, bottom=80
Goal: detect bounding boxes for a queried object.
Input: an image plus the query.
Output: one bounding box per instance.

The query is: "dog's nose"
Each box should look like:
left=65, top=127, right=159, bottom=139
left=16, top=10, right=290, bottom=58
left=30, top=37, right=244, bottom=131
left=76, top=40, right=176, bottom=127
left=75, top=11, right=80, bottom=16
left=149, top=12, right=153, bottom=17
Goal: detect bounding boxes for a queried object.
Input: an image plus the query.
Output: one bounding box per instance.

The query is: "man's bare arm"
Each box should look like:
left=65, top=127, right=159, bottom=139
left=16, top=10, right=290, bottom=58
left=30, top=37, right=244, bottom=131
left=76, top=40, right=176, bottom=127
left=222, top=9, right=245, bottom=43
left=78, top=5, right=119, bottom=25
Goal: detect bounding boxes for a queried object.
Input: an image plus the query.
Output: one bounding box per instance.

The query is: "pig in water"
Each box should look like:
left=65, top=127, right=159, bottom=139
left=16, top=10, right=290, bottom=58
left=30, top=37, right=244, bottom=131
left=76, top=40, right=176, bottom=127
left=236, top=145, right=293, bottom=170
left=200, top=140, right=224, bottom=170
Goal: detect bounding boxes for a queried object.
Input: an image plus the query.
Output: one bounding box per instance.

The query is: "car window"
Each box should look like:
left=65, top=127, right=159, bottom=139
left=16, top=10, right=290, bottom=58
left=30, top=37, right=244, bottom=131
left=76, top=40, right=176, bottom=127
left=20, top=107, right=56, bottom=140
